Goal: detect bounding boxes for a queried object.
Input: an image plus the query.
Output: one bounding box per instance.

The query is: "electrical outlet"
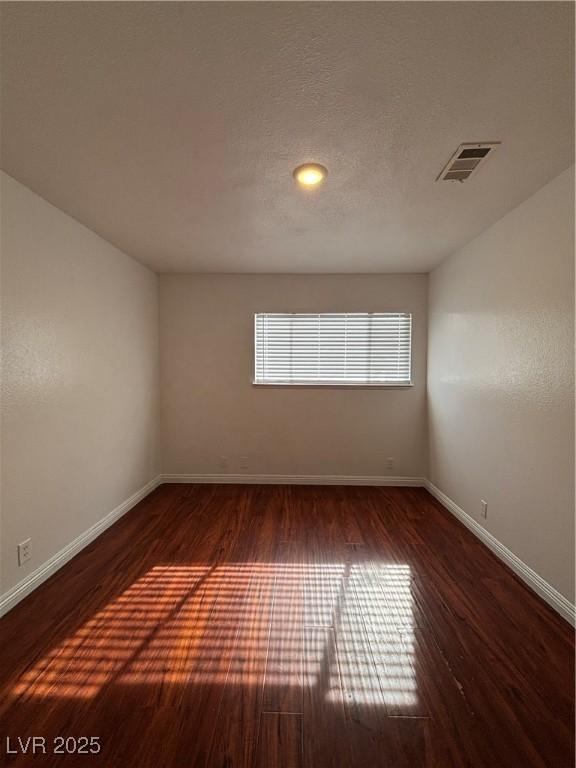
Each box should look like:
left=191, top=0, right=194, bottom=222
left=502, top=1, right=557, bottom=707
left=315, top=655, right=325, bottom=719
left=219, top=455, right=229, bottom=471
left=386, top=457, right=395, bottom=470
left=240, top=456, right=249, bottom=470
left=18, top=538, right=31, bottom=566
left=480, top=500, right=488, bottom=519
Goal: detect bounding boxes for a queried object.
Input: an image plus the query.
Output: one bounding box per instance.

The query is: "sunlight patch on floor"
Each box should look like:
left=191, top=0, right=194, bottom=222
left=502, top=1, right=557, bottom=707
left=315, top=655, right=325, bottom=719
left=12, top=562, right=417, bottom=708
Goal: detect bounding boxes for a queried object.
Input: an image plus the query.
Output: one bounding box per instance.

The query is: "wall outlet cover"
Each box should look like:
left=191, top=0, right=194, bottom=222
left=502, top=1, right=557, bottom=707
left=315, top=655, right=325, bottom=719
left=17, top=539, right=31, bottom=567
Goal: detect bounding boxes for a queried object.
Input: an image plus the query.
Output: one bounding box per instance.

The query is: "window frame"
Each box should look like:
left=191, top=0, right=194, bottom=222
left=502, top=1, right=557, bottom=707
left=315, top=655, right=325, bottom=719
left=252, top=311, right=414, bottom=389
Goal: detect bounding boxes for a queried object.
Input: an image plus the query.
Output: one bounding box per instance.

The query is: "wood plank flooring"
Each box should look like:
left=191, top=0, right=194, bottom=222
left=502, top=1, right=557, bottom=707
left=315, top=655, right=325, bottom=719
left=0, top=484, right=573, bottom=767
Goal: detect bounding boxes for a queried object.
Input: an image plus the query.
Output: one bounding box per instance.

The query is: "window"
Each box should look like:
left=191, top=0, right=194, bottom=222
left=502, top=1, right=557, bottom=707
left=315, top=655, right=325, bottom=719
left=254, top=312, right=412, bottom=386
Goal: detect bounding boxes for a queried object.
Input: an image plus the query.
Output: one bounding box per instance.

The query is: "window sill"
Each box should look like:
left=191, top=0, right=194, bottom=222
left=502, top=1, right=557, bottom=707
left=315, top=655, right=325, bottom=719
left=252, top=382, right=413, bottom=389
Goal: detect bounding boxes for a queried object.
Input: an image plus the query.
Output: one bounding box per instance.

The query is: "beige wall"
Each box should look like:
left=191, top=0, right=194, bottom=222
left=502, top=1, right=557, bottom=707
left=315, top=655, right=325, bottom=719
left=428, top=166, right=575, bottom=602
left=160, top=274, right=428, bottom=479
left=1, top=172, right=159, bottom=595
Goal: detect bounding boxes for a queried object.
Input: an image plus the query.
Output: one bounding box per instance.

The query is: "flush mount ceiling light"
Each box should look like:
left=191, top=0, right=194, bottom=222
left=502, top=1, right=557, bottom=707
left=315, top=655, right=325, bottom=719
left=293, top=163, right=328, bottom=189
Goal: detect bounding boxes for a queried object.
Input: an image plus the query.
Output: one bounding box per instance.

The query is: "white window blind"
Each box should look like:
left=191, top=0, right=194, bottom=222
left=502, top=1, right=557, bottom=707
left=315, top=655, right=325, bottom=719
left=254, top=313, right=412, bottom=386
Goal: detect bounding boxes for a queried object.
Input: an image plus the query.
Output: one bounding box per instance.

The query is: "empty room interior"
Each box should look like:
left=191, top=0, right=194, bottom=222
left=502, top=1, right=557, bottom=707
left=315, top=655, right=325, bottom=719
left=0, top=2, right=574, bottom=767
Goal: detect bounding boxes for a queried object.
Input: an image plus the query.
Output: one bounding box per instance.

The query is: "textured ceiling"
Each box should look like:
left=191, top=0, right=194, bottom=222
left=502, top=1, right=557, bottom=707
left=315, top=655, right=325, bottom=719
left=1, top=2, right=574, bottom=274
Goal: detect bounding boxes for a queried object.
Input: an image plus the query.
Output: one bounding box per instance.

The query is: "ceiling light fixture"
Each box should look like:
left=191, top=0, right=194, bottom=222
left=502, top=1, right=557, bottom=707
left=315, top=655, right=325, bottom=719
left=293, top=163, right=328, bottom=189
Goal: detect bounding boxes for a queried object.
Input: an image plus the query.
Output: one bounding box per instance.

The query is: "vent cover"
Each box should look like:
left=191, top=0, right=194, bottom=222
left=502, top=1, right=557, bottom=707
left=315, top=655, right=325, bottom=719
left=436, top=142, right=501, bottom=182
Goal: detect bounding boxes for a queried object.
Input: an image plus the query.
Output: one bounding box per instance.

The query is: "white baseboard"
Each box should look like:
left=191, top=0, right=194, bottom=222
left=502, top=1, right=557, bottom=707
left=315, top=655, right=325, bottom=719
left=0, top=475, right=162, bottom=618
left=2, top=473, right=572, bottom=628
left=160, top=473, right=426, bottom=487
left=425, top=480, right=575, bottom=627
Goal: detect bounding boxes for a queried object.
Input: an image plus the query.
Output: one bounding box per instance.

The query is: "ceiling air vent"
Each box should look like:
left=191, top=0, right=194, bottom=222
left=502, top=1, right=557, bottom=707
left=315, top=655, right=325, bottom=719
left=436, top=142, right=501, bottom=182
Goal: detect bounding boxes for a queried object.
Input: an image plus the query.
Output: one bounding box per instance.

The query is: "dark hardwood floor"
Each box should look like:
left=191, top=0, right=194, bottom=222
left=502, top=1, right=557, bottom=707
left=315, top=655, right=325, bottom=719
left=0, top=484, right=574, bottom=767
